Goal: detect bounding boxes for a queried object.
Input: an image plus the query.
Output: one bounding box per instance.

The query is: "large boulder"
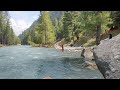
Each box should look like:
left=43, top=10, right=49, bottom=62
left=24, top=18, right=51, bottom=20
left=81, top=47, right=94, bottom=61
left=93, top=34, right=120, bottom=79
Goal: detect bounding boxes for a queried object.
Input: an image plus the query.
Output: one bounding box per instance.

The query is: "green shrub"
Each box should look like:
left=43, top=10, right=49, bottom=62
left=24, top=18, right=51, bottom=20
left=28, top=41, right=39, bottom=47
left=83, top=38, right=96, bottom=47
left=73, top=36, right=88, bottom=46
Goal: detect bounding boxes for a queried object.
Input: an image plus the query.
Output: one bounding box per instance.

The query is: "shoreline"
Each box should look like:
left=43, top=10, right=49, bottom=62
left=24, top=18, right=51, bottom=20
left=54, top=41, right=98, bottom=70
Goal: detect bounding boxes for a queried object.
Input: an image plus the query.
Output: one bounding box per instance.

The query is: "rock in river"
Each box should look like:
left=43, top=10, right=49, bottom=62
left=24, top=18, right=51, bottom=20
left=81, top=47, right=97, bottom=70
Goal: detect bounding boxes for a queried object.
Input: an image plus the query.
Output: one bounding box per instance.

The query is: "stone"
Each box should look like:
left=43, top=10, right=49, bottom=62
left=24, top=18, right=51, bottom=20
left=94, top=34, right=120, bottom=79
left=81, top=47, right=97, bottom=70
left=43, top=76, right=52, bottom=79
left=81, top=47, right=94, bottom=61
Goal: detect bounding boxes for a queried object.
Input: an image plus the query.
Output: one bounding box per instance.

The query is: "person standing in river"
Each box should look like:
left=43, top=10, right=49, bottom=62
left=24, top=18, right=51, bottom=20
left=61, top=44, right=64, bottom=52
left=59, top=38, right=65, bottom=52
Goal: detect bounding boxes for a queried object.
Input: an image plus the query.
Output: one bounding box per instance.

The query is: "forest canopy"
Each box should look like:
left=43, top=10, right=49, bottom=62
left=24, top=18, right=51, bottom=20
left=0, top=11, right=21, bottom=45
left=18, top=11, right=120, bottom=47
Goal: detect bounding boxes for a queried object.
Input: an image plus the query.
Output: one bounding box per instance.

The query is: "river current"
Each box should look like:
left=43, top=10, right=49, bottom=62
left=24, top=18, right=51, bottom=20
left=0, top=46, right=103, bottom=79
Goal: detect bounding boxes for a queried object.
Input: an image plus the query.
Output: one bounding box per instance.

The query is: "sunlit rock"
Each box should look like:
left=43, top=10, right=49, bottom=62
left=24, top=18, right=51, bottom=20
left=94, top=34, right=120, bottom=79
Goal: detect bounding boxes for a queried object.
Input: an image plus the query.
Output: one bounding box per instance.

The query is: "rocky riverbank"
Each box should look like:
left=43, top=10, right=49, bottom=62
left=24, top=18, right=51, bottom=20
left=59, top=46, right=98, bottom=70
left=93, top=34, right=120, bottom=79
left=55, top=40, right=98, bottom=70
left=81, top=47, right=98, bottom=70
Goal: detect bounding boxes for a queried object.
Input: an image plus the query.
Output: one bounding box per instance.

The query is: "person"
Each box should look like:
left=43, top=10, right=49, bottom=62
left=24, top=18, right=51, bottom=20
left=108, top=27, right=113, bottom=39
left=61, top=44, right=64, bottom=52
left=109, top=33, right=112, bottom=39
left=59, top=38, right=65, bottom=52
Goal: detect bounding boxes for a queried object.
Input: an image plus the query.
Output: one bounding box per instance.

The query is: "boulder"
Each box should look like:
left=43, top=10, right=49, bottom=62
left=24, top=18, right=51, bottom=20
left=81, top=47, right=94, bottom=61
left=81, top=47, right=97, bottom=70
left=94, top=34, right=120, bottom=79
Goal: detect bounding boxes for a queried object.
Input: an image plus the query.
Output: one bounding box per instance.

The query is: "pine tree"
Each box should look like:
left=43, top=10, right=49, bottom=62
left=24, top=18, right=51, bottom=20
left=110, top=11, right=120, bottom=27
left=62, top=11, right=73, bottom=41
left=40, top=11, right=55, bottom=45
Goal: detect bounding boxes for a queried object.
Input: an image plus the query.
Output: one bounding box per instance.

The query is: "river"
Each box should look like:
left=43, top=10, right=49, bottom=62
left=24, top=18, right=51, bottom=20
left=0, top=46, right=103, bottom=79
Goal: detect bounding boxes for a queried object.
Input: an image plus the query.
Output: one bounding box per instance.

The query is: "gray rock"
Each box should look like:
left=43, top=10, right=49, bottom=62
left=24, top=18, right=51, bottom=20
left=81, top=47, right=97, bottom=70
left=81, top=47, right=94, bottom=60
left=94, top=34, right=120, bottom=79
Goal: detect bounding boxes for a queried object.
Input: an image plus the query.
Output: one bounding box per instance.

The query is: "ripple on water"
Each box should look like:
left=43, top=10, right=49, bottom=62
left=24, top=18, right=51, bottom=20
left=33, top=56, right=39, bottom=59
left=10, top=57, right=14, bottom=59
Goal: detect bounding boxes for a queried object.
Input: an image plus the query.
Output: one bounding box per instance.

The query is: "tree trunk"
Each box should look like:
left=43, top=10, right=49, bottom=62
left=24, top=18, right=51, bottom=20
left=44, top=25, right=47, bottom=45
left=77, top=36, right=79, bottom=40
left=96, top=24, right=101, bottom=45
left=1, top=32, right=3, bottom=45
left=72, top=31, right=74, bottom=44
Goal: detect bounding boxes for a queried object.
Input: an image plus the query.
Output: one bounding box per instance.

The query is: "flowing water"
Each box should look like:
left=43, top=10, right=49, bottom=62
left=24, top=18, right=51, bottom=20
left=0, top=46, right=103, bottom=79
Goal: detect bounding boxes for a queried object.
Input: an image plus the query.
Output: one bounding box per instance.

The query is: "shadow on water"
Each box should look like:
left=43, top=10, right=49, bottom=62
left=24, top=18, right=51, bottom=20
left=35, top=56, right=100, bottom=79
left=35, top=56, right=104, bottom=79
left=61, top=57, right=85, bottom=69
left=0, top=55, right=5, bottom=57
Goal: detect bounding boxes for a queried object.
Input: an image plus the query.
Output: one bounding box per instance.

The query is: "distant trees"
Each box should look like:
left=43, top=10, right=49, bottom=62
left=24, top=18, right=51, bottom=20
left=19, top=11, right=55, bottom=47
left=0, top=11, right=20, bottom=45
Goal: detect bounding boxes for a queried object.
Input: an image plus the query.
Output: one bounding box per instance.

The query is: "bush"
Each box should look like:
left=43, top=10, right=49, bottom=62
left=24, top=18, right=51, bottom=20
left=83, top=38, right=96, bottom=47
left=74, top=36, right=88, bottom=46
left=28, top=41, right=39, bottom=47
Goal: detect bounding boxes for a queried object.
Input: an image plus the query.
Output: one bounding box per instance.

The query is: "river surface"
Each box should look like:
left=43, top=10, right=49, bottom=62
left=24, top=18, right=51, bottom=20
left=0, top=46, right=103, bottom=79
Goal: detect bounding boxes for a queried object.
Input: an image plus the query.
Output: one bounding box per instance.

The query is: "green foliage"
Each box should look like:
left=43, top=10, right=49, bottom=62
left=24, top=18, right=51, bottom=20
left=62, top=11, right=73, bottom=41
left=0, top=11, right=20, bottom=45
left=110, top=11, right=120, bottom=27
left=28, top=41, right=39, bottom=47
left=83, top=38, right=96, bottom=47
left=78, top=11, right=112, bottom=34
left=19, top=11, right=120, bottom=47
left=39, top=11, right=55, bottom=44
left=19, top=11, right=55, bottom=47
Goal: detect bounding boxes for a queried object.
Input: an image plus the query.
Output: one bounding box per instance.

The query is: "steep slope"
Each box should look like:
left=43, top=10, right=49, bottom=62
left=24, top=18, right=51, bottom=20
left=19, top=17, right=40, bottom=41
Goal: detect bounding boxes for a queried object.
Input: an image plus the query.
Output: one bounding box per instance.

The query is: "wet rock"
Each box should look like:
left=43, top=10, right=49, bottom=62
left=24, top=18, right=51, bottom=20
left=82, top=60, right=97, bottom=70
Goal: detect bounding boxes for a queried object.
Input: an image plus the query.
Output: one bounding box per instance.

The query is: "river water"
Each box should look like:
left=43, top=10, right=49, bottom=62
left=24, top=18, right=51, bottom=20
left=0, top=46, right=103, bottom=79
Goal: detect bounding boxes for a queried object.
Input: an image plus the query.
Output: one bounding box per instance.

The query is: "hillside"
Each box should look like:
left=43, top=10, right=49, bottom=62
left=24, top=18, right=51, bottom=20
left=19, top=11, right=64, bottom=45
